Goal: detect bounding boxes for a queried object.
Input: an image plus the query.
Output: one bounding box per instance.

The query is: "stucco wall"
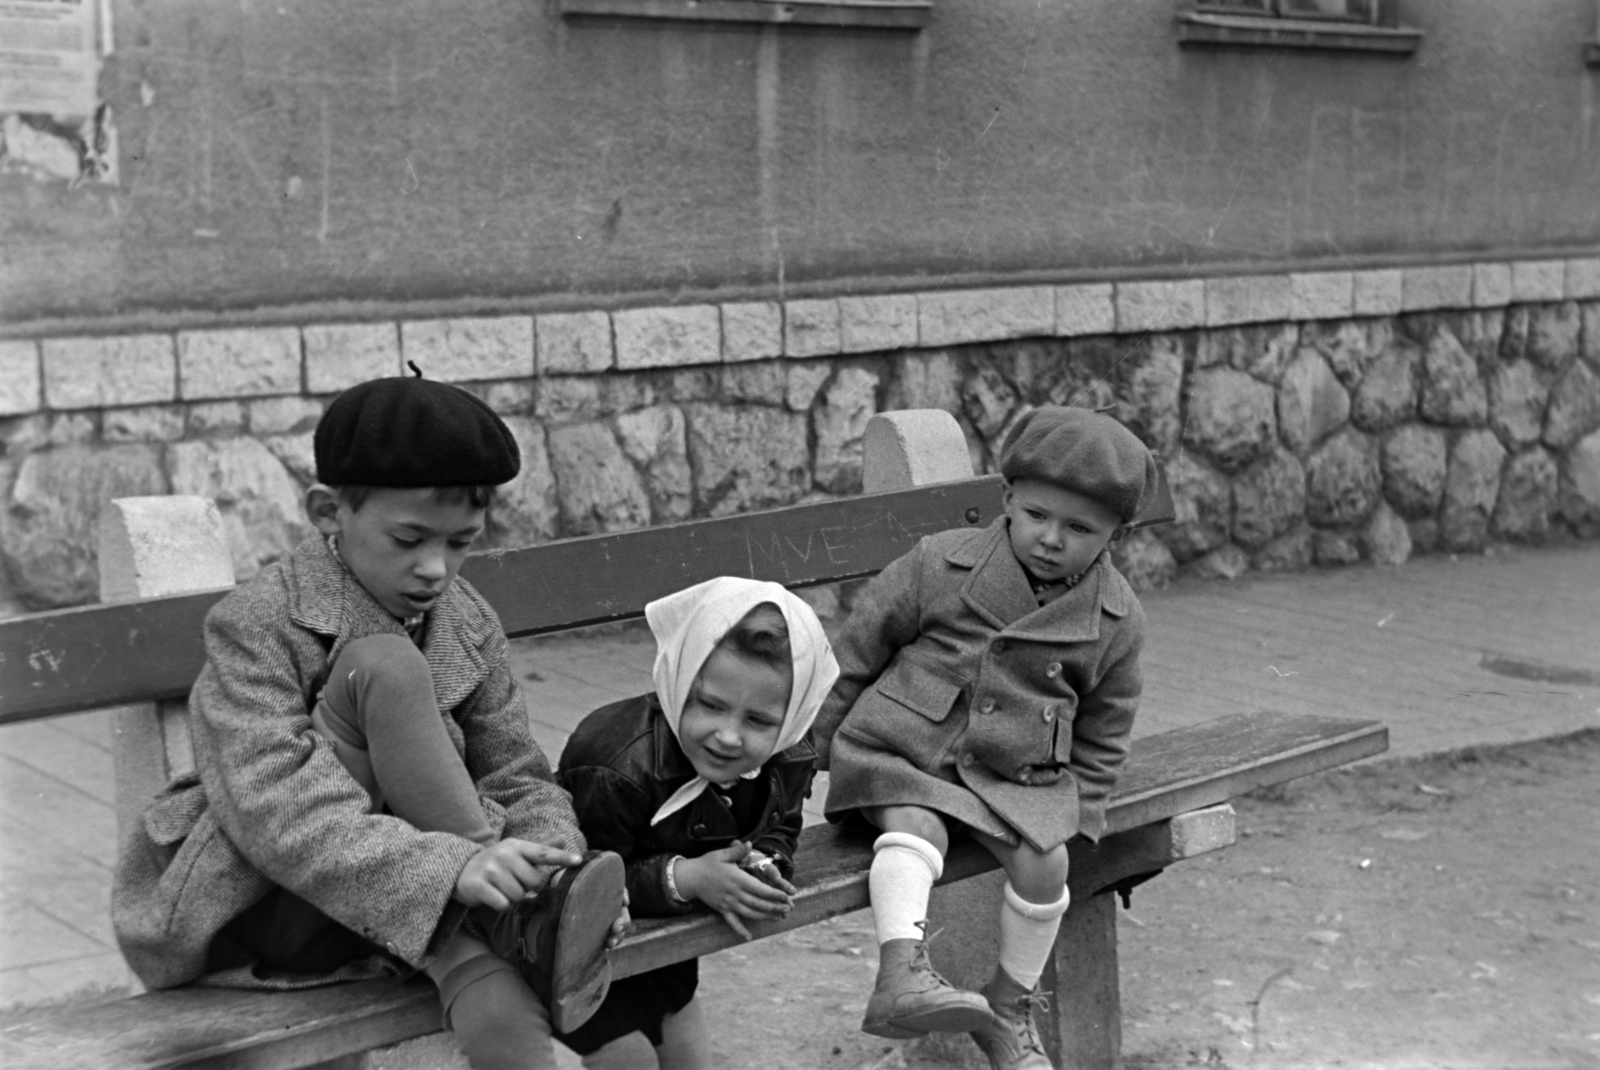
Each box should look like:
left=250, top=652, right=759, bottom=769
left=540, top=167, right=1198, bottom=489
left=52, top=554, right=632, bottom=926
left=4, top=258, right=1599, bottom=615
left=3, top=0, right=1597, bottom=323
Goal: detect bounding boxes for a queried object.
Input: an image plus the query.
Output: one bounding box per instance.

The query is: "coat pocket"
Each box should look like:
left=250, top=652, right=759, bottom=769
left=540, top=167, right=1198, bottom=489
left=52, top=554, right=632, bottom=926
left=875, top=654, right=965, bottom=723
left=142, top=774, right=208, bottom=846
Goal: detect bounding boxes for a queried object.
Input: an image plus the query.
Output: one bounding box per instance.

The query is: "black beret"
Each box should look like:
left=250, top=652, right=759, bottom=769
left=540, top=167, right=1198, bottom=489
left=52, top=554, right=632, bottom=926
left=315, top=375, right=520, bottom=488
left=1000, top=406, right=1157, bottom=523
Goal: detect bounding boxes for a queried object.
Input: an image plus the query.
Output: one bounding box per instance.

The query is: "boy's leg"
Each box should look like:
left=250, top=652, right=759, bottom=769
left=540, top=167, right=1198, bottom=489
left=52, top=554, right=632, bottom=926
left=318, top=635, right=624, bottom=1033
left=860, top=805, right=995, bottom=1038
left=428, top=932, right=559, bottom=1070
left=966, top=833, right=1070, bottom=1070
left=312, top=633, right=494, bottom=844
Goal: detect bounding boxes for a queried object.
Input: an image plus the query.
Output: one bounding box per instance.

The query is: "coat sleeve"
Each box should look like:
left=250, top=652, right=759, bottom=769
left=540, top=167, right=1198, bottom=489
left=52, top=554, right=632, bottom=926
left=186, top=592, right=481, bottom=967
left=559, top=763, right=695, bottom=918
left=454, top=625, right=585, bottom=878
left=809, top=540, right=928, bottom=769
left=750, top=758, right=817, bottom=880
left=1067, top=610, right=1143, bottom=842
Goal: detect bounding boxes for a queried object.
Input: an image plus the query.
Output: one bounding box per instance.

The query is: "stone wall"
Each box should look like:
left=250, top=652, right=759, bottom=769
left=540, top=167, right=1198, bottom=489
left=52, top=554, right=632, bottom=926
left=3, top=258, right=1600, bottom=614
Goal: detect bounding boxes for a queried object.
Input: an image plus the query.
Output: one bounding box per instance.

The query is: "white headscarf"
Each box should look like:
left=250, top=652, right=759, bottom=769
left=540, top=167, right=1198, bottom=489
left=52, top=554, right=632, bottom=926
left=644, top=576, right=840, bottom=827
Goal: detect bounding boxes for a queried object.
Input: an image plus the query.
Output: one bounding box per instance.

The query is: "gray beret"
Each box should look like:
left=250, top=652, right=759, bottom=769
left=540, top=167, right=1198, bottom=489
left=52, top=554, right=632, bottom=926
left=999, top=406, right=1156, bottom=523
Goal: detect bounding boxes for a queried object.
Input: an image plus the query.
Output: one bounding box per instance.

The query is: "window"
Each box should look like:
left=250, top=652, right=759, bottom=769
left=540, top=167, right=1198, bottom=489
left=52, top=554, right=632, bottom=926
left=1177, top=0, right=1421, bottom=55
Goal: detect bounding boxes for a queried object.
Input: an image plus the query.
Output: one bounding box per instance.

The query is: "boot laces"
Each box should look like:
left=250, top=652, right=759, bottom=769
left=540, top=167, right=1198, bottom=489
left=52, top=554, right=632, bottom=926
left=1003, top=988, right=1050, bottom=1054
left=908, top=921, right=957, bottom=989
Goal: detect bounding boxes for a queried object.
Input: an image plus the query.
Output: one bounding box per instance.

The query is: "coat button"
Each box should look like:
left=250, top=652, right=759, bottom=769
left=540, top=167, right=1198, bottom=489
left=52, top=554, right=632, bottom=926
left=692, top=823, right=707, bottom=835
left=980, top=698, right=996, bottom=714
left=1017, top=770, right=1032, bottom=785
left=1042, top=705, right=1055, bottom=723
left=385, top=941, right=399, bottom=955
left=992, top=639, right=1007, bottom=655
left=962, top=753, right=976, bottom=768
left=1046, top=662, right=1062, bottom=678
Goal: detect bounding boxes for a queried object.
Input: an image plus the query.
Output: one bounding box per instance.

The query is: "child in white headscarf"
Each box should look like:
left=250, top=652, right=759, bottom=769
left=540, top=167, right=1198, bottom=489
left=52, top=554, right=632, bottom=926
left=555, top=576, right=839, bottom=1069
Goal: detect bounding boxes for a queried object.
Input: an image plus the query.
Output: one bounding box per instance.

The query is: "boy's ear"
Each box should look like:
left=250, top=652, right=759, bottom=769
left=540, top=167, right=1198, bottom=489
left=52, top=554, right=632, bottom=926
left=304, top=484, right=343, bottom=535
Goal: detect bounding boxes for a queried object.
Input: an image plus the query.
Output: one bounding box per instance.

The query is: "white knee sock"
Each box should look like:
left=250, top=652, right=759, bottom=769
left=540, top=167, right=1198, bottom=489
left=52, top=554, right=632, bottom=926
left=868, top=832, right=944, bottom=945
left=997, top=881, right=1071, bottom=989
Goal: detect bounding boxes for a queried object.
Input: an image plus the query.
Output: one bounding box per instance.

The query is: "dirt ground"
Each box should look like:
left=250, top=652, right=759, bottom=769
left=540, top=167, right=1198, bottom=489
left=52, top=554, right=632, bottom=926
left=679, top=731, right=1600, bottom=1070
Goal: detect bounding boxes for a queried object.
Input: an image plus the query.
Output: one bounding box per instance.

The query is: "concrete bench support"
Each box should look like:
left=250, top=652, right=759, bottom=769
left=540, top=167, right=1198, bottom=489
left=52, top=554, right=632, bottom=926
left=99, top=497, right=233, bottom=844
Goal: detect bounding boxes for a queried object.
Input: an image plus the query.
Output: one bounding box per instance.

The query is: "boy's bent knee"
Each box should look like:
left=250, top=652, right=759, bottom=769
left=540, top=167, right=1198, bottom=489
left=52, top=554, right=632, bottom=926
left=322, top=634, right=433, bottom=725
left=1007, top=842, right=1069, bottom=903
left=867, top=805, right=949, bottom=855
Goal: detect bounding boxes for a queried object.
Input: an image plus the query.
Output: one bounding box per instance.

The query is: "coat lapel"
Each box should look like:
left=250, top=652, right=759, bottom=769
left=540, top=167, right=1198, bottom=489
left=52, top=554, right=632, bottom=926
left=1002, top=554, right=1127, bottom=644
left=951, top=519, right=1040, bottom=632
left=285, top=535, right=487, bottom=712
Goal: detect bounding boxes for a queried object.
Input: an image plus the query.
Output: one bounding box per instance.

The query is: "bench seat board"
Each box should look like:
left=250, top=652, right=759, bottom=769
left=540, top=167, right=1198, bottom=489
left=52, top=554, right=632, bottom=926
left=0, top=479, right=1004, bottom=726
left=0, top=709, right=1385, bottom=1070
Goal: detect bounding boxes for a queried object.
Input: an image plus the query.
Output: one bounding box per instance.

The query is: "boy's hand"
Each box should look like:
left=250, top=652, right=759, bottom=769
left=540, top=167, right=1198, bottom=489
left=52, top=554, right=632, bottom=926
left=607, top=892, right=632, bottom=950
left=675, top=842, right=794, bottom=941
left=454, top=839, right=583, bottom=911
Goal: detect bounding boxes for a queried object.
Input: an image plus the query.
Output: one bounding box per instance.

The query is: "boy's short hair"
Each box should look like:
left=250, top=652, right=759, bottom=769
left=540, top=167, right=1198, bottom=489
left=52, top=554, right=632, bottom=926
left=716, top=602, right=792, bottom=674
left=333, top=484, right=497, bottom=512
left=315, top=374, right=520, bottom=488
left=1000, top=405, right=1157, bottom=523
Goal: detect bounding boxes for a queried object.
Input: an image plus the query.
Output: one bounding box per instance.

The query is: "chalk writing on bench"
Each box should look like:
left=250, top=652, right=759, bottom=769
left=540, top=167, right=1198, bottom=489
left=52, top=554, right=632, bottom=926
left=743, top=510, right=920, bottom=579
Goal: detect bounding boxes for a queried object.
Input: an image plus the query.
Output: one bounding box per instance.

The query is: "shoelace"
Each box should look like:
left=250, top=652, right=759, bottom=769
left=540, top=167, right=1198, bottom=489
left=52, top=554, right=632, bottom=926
left=1006, top=989, right=1051, bottom=1053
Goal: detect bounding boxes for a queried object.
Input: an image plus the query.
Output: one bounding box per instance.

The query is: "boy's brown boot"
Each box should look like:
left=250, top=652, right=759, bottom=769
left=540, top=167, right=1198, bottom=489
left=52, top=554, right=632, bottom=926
left=969, top=966, right=1054, bottom=1070
left=476, top=850, right=626, bottom=1034
left=861, top=924, right=997, bottom=1038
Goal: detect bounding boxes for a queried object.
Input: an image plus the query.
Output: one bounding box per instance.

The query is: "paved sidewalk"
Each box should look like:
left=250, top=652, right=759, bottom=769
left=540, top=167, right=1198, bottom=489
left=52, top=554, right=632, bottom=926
left=2, top=542, right=1597, bottom=1010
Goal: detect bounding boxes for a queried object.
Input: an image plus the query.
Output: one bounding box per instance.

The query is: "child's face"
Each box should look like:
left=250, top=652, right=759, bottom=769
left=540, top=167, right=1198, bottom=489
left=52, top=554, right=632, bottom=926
left=314, top=487, right=486, bottom=620
left=677, top=647, right=792, bottom=786
left=1003, top=477, right=1123, bottom=584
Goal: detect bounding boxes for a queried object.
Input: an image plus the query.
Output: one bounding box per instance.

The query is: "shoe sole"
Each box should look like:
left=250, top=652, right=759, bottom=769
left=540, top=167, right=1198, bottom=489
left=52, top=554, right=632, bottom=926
left=863, top=997, right=997, bottom=1038
left=548, top=851, right=626, bottom=1034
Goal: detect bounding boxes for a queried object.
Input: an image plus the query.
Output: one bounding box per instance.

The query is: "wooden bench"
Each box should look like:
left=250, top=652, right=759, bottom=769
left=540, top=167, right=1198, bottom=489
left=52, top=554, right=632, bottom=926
left=0, top=410, right=1388, bottom=1070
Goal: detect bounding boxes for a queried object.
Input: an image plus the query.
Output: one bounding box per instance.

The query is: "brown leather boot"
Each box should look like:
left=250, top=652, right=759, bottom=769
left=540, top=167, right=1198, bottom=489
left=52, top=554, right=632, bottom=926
left=970, top=966, right=1054, bottom=1070
left=861, top=924, right=997, bottom=1038
left=475, top=850, right=625, bottom=1034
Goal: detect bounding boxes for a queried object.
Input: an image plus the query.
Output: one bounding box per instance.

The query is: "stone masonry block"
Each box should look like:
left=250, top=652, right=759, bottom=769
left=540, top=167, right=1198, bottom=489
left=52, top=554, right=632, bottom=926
left=1471, top=263, right=1512, bottom=309
left=43, top=334, right=176, bottom=410
left=784, top=299, right=842, bottom=358
left=1567, top=258, right=1600, bottom=301
left=1511, top=259, right=1567, bottom=303
left=1289, top=272, right=1353, bottom=322
left=1352, top=269, right=1403, bottom=316
left=1054, top=283, right=1115, bottom=337
left=0, top=339, right=41, bottom=416
left=1114, top=279, right=1205, bottom=334
left=536, top=311, right=613, bottom=375
left=614, top=304, right=720, bottom=370
left=400, top=316, right=533, bottom=383
left=919, top=286, right=1054, bottom=347
left=721, top=302, right=782, bottom=363
left=1205, top=274, right=1292, bottom=327
left=179, top=327, right=300, bottom=400
left=1401, top=265, right=1473, bottom=312
left=303, top=323, right=401, bottom=393
left=840, top=294, right=918, bottom=354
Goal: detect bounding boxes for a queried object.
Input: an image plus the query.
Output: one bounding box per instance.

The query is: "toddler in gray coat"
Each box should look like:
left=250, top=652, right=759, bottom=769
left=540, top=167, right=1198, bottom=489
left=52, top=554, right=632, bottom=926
left=812, top=406, right=1161, bottom=1070
left=113, top=371, right=625, bottom=1070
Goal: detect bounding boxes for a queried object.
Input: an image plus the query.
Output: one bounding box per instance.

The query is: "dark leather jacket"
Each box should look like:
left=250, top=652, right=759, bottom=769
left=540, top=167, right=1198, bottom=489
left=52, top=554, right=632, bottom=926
left=557, top=693, right=818, bottom=918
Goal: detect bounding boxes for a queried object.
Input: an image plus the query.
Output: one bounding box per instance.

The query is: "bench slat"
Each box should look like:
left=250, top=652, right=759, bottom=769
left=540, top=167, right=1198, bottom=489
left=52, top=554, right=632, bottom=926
left=0, top=709, right=1383, bottom=1070
left=0, top=479, right=1003, bottom=726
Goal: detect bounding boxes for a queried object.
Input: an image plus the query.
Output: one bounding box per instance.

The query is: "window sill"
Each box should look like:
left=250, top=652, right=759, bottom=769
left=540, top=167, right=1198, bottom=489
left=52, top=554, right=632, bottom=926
left=1176, top=11, right=1421, bottom=55
left=559, top=0, right=931, bottom=29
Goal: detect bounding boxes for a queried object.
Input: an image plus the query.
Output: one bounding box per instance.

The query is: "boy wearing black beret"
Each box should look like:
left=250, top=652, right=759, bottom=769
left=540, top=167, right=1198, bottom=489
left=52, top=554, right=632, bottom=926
left=113, top=372, right=625, bottom=1070
left=811, top=406, right=1158, bottom=1070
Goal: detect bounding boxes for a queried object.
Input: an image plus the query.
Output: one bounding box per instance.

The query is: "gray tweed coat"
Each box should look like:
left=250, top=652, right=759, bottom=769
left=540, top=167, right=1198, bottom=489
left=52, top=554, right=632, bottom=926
left=111, top=535, right=582, bottom=990
left=813, top=517, right=1143, bottom=852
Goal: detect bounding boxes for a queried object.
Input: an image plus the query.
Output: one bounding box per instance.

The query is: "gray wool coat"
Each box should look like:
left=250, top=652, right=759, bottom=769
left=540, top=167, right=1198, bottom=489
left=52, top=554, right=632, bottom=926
left=111, top=535, right=583, bottom=991
left=813, top=517, right=1143, bottom=852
